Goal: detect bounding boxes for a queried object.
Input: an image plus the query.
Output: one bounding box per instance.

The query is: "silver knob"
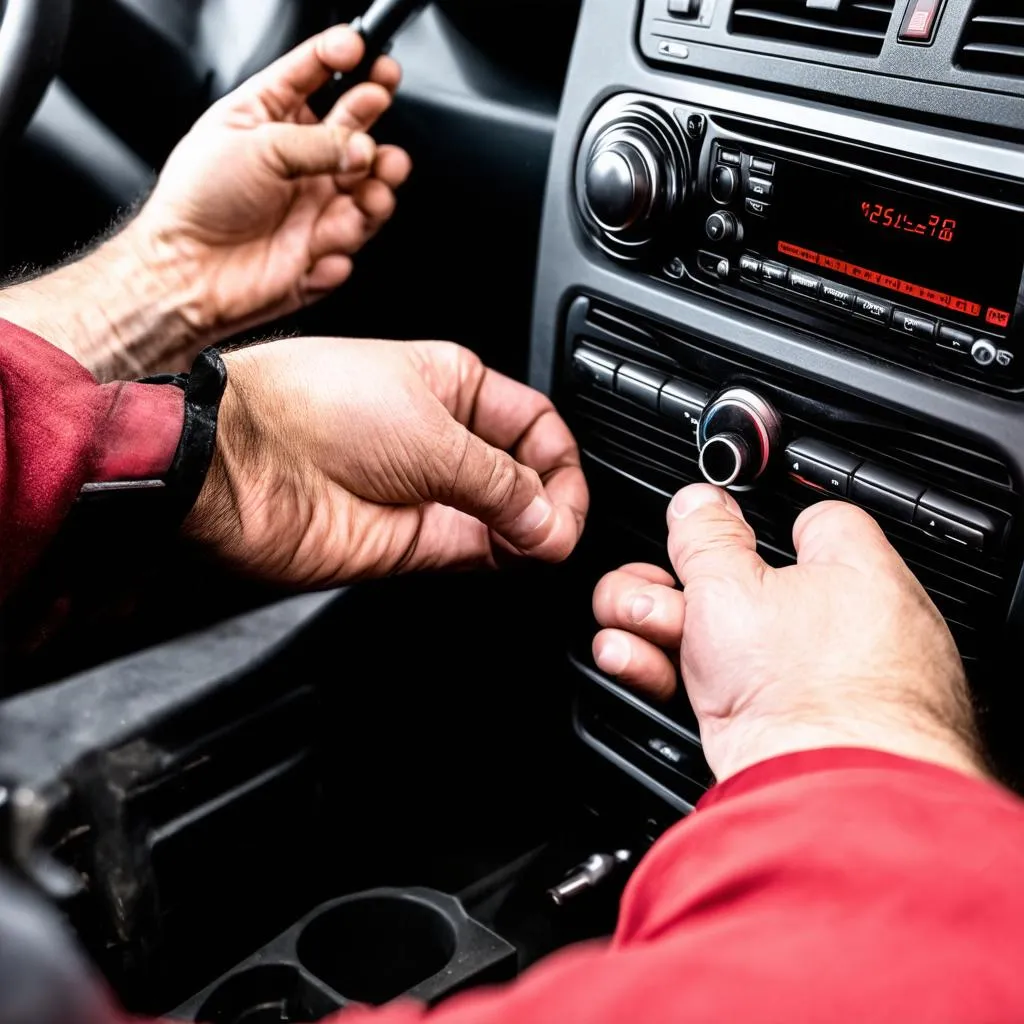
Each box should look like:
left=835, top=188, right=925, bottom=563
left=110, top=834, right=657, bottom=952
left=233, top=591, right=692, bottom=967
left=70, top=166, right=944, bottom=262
left=971, top=338, right=996, bottom=367
left=697, top=387, right=782, bottom=490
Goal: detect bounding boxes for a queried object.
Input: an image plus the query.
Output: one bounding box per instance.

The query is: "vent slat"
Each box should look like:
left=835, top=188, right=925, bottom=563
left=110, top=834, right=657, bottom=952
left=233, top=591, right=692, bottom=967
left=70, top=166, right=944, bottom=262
left=957, top=2, right=1024, bottom=78
left=729, top=0, right=895, bottom=56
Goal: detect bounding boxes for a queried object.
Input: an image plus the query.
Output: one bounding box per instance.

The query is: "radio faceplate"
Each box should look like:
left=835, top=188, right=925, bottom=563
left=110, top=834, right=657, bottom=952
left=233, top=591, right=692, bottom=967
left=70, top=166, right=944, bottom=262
left=574, top=93, right=1024, bottom=392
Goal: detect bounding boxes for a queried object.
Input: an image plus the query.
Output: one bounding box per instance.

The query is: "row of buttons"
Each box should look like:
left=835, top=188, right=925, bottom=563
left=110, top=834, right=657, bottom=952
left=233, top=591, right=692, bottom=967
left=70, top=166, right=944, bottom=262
left=713, top=147, right=775, bottom=219
left=572, top=346, right=1007, bottom=555
left=572, top=348, right=708, bottom=438
left=738, top=254, right=1013, bottom=371
left=784, top=438, right=1005, bottom=553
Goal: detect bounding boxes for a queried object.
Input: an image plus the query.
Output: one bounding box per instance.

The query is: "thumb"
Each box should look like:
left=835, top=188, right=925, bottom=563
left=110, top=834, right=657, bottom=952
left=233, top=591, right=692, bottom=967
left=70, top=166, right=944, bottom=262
left=260, top=121, right=376, bottom=179
left=792, top=500, right=901, bottom=573
left=429, top=423, right=581, bottom=562
left=666, top=484, right=768, bottom=587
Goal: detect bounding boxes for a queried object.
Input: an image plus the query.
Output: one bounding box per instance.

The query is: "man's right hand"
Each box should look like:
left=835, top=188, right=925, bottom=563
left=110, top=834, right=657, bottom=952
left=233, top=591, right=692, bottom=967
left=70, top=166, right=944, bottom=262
left=184, top=337, right=588, bottom=585
left=592, top=484, right=983, bottom=782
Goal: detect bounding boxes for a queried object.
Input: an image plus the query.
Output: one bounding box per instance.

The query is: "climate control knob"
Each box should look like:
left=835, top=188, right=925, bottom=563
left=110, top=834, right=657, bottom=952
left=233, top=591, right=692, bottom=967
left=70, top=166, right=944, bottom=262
left=697, top=387, right=782, bottom=490
left=576, top=100, right=689, bottom=260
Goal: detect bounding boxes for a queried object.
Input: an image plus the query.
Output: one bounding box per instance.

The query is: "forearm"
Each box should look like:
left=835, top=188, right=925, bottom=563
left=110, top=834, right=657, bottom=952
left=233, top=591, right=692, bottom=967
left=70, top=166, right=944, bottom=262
left=0, top=223, right=205, bottom=382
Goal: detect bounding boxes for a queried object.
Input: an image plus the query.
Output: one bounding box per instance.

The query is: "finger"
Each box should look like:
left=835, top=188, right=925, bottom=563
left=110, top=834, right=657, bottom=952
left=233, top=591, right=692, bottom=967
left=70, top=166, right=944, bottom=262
left=302, top=254, right=354, bottom=295
left=373, top=145, right=413, bottom=189
left=324, top=81, right=394, bottom=132
left=244, top=26, right=366, bottom=116
left=308, top=193, right=391, bottom=261
left=260, top=122, right=375, bottom=179
left=793, top=500, right=902, bottom=573
left=666, top=484, right=768, bottom=588
left=369, top=54, right=402, bottom=92
left=593, top=571, right=685, bottom=650
left=333, top=144, right=412, bottom=193
left=593, top=629, right=678, bottom=703
left=615, top=562, right=678, bottom=587
left=351, top=177, right=397, bottom=222
left=429, top=424, right=583, bottom=562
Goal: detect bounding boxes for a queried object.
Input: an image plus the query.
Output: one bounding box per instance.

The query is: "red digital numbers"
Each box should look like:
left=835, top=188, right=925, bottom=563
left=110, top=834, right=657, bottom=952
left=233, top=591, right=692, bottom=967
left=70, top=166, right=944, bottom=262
left=986, top=308, right=1011, bottom=329
left=861, top=201, right=955, bottom=242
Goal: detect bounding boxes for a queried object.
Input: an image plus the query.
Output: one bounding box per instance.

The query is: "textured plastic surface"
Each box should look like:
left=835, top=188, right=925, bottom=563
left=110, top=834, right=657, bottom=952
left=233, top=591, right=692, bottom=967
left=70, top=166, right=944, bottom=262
left=170, top=888, right=517, bottom=1022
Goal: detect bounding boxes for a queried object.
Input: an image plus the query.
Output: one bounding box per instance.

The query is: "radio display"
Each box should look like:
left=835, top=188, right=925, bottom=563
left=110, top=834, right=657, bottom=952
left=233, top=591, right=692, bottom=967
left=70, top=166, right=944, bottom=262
left=757, top=161, right=1024, bottom=334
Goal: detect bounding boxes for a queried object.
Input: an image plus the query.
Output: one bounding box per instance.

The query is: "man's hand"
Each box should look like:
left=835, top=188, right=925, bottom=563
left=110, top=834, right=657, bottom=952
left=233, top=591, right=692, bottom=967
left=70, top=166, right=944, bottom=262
left=0, top=27, right=410, bottom=381
left=592, top=484, right=982, bottom=781
left=135, top=26, right=411, bottom=353
left=185, top=338, right=588, bottom=584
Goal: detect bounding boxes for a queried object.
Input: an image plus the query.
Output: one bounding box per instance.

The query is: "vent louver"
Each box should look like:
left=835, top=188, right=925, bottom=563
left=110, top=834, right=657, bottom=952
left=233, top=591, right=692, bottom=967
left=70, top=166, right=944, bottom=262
left=956, top=1, right=1024, bottom=78
left=729, top=0, right=896, bottom=56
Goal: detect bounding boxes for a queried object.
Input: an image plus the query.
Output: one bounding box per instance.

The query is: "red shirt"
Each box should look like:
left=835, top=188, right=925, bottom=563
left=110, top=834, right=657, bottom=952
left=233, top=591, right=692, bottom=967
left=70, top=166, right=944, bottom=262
left=323, top=750, right=1024, bottom=1024
left=0, top=319, right=183, bottom=600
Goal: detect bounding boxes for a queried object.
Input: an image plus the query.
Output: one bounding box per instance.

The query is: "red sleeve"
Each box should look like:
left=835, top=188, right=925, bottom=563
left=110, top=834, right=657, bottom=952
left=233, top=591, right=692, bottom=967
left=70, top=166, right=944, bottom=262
left=0, top=319, right=184, bottom=599
left=302, top=748, right=1024, bottom=1024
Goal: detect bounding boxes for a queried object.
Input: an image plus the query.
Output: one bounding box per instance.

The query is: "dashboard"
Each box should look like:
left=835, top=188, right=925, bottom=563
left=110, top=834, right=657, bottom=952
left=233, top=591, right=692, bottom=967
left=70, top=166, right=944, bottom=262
left=532, top=0, right=1024, bottom=810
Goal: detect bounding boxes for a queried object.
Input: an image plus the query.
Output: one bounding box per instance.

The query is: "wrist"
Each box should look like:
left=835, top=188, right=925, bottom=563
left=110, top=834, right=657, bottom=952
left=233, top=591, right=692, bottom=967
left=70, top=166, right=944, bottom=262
left=0, top=221, right=207, bottom=381
left=702, top=702, right=986, bottom=784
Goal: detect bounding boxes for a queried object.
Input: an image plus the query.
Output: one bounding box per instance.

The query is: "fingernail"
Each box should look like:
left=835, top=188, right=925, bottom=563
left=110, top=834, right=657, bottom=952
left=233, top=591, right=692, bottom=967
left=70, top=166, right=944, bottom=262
left=341, top=132, right=374, bottom=171
left=512, top=495, right=552, bottom=537
left=629, top=594, right=655, bottom=624
left=595, top=634, right=630, bottom=676
left=669, top=484, right=729, bottom=521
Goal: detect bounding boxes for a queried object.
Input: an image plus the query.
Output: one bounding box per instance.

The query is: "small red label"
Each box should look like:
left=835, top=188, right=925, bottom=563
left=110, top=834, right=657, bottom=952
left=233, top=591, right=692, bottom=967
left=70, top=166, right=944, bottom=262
left=986, top=308, right=1012, bottom=329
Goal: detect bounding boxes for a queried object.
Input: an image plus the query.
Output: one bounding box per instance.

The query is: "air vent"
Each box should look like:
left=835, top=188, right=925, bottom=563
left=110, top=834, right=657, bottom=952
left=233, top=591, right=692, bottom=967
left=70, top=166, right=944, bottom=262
left=956, top=1, right=1024, bottom=78
left=730, top=0, right=896, bottom=56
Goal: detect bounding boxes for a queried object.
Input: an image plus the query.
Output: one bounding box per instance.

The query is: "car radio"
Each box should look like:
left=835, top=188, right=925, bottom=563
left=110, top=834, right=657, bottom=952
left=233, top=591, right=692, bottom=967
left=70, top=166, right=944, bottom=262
left=574, top=93, right=1024, bottom=391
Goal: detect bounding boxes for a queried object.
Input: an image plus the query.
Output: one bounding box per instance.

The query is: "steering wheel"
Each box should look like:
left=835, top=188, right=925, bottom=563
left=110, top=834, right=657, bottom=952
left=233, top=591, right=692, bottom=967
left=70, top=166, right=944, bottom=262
left=0, top=0, right=73, bottom=149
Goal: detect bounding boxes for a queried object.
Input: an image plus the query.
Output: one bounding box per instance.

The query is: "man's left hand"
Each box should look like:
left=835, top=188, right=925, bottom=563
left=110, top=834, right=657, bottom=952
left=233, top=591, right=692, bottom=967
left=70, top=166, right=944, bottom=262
left=134, top=25, right=411, bottom=354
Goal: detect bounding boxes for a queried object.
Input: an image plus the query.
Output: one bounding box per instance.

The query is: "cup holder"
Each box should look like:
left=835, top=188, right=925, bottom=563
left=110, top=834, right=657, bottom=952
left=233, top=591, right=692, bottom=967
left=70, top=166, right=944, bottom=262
left=195, top=965, right=341, bottom=1024
left=174, top=888, right=516, bottom=1021
left=297, top=893, right=458, bottom=1005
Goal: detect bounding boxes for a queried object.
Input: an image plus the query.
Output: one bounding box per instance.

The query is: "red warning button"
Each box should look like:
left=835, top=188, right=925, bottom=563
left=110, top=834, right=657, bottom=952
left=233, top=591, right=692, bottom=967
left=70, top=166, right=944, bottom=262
left=899, top=0, right=941, bottom=43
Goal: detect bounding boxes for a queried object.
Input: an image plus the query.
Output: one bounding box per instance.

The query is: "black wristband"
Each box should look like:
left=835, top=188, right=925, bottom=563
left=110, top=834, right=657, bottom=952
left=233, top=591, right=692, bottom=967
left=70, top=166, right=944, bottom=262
left=77, top=347, right=228, bottom=531
left=155, top=347, right=229, bottom=529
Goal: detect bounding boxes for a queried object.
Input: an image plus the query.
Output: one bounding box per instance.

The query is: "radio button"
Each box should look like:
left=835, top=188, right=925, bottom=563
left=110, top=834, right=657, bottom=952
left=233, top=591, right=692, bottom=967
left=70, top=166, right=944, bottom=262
left=853, top=294, right=893, bottom=325
left=997, top=349, right=1014, bottom=368
left=718, top=149, right=741, bottom=166
left=660, top=379, right=709, bottom=442
left=750, top=156, right=775, bottom=176
left=936, top=324, right=973, bottom=356
left=913, top=490, right=1004, bottom=554
left=747, top=177, right=773, bottom=200
left=971, top=338, right=997, bottom=367
left=820, top=282, right=855, bottom=310
left=615, top=362, right=668, bottom=411
left=745, top=197, right=770, bottom=218
left=572, top=347, right=619, bottom=390
left=711, top=165, right=739, bottom=204
left=739, top=254, right=761, bottom=278
left=851, top=464, right=925, bottom=524
left=787, top=269, right=820, bottom=299
left=761, top=261, right=788, bottom=286
left=891, top=308, right=935, bottom=341
left=785, top=439, right=862, bottom=497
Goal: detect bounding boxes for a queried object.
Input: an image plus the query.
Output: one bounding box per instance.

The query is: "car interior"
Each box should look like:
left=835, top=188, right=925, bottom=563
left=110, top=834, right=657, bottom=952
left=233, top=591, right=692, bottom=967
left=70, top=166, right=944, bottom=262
left=2, top=0, right=1024, bottom=1019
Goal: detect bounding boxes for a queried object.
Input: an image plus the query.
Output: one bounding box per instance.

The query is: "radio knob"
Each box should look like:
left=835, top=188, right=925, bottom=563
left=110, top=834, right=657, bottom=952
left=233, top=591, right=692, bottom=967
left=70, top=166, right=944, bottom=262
left=697, top=387, right=782, bottom=490
left=576, top=102, right=689, bottom=260
left=585, top=142, right=656, bottom=232
left=705, top=211, right=739, bottom=244
left=710, top=164, right=739, bottom=204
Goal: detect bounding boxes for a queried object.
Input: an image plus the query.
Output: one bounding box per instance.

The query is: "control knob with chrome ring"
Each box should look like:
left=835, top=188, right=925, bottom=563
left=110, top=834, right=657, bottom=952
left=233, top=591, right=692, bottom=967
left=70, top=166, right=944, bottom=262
left=697, top=387, right=782, bottom=490
left=705, top=211, right=739, bottom=244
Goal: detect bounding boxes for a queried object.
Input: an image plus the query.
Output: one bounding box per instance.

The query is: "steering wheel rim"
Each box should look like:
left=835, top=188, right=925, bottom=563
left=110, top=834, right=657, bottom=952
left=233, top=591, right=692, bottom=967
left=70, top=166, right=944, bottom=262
left=0, top=0, right=73, bottom=149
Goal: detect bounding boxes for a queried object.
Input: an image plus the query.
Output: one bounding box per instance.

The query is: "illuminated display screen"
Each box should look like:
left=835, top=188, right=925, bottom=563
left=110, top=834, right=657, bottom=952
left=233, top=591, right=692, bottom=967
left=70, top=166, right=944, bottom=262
left=753, top=161, right=1024, bottom=335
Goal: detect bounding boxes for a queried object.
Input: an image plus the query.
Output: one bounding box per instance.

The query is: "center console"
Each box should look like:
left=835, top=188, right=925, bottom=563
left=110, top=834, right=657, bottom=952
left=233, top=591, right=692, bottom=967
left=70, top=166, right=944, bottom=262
left=532, top=0, right=1024, bottom=814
